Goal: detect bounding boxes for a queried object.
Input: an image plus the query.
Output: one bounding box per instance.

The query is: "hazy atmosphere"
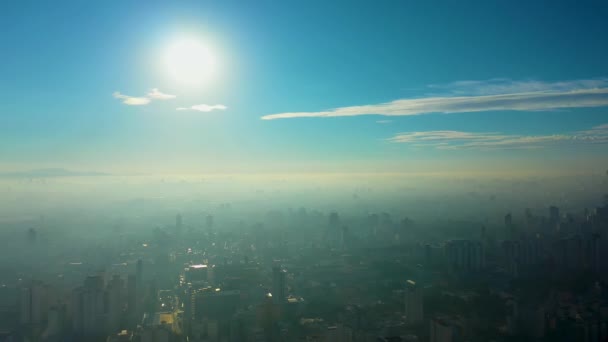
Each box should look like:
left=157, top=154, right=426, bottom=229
left=1, top=1, right=608, bottom=342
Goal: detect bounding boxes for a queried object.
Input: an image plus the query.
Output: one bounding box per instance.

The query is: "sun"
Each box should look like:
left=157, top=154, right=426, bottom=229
left=164, top=38, right=216, bottom=86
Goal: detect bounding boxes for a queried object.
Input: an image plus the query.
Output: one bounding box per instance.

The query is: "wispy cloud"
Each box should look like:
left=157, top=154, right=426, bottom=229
left=113, top=92, right=151, bottom=106
left=113, top=88, right=176, bottom=105
left=376, top=120, right=393, bottom=124
left=388, top=124, right=608, bottom=150
left=147, top=88, right=176, bottom=100
left=427, top=78, right=608, bottom=96
left=176, top=104, right=227, bottom=112
left=261, top=79, right=608, bottom=120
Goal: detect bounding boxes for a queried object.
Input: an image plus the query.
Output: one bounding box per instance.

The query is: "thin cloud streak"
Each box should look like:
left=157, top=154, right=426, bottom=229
left=176, top=104, right=227, bottom=112
left=113, top=92, right=150, bottom=105
left=261, top=79, right=608, bottom=120
left=427, top=78, right=608, bottom=96
left=113, top=88, right=176, bottom=105
left=147, top=88, right=176, bottom=100
left=389, top=124, right=608, bottom=150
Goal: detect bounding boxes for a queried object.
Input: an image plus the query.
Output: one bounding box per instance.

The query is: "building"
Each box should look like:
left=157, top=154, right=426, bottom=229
left=272, top=266, right=286, bottom=305
left=186, top=264, right=209, bottom=284
left=445, top=240, right=484, bottom=273
left=324, top=324, right=353, bottom=342
left=107, top=330, right=133, bottom=342
left=107, top=274, right=124, bottom=334
left=404, top=280, right=423, bottom=325
left=430, top=316, right=464, bottom=342
left=42, top=305, right=66, bottom=340
left=187, top=287, right=241, bottom=341
left=141, top=326, right=170, bottom=342
left=20, top=280, right=48, bottom=326
left=72, top=275, right=106, bottom=336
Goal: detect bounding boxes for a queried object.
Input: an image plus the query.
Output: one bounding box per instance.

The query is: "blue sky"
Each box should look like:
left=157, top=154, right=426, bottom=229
left=1, top=0, right=607, bottom=175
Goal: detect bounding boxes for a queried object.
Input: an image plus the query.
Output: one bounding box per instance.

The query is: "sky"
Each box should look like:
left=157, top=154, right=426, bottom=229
left=1, top=0, right=608, bottom=176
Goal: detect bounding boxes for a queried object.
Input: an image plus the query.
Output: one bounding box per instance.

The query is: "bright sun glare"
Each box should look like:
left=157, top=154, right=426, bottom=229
left=165, top=38, right=215, bottom=85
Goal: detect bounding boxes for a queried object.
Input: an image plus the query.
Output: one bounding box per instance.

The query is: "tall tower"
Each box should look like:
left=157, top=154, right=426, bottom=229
left=404, top=280, right=423, bottom=325
left=73, top=275, right=105, bottom=336
left=549, top=206, right=560, bottom=232
left=20, top=280, right=48, bottom=326
left=106, top=275, right=123, bottom=334
left=127, top=274, right=137, bottom=327
left=272, top=266, right=286, bottom=304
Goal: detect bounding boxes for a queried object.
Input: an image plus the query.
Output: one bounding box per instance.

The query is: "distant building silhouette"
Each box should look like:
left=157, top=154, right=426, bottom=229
left=272, top=266, right=286, bottom=305
left=404, top=280, right=423, bottom=325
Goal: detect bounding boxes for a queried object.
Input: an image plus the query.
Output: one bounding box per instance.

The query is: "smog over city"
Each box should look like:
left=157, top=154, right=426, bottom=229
left=1, top=1, right=608, bottom=341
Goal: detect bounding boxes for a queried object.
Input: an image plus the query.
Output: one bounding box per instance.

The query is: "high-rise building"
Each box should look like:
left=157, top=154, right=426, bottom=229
left=187, top=287, right=241, bottom=341
left=42, top=305, right=65, bottom=340
left=258, top=292, right=280, bottom=341
left=553, top=235, right=583, bottom=270
left=445, top=240, right=484, bottom=273
left=107, top=275, right=124, bottom=334
left=72, top=275, right=106, bottom=336
left=272, top=266, right=286, bottom=304
left=184, top=264, right=215, bottom=286
left=404, top=280, right=423, bottom=325
left=430, top=318, right=453, bottom=342
left=325, top=212, right=342, bottom=248
left=325, top=324, right=354, bottom=342
left=430, top=316, right=464, bottom=342
left=141, top=325, right=171, bottom=342
left=20, top=280, right=48, bottom=326
left=127, top=274, right=137, bottom=327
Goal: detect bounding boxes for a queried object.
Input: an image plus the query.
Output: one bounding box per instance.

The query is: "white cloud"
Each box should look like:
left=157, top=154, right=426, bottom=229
left=113, top=92, right=151, bottom=106
left=388, top=124, right=608, bottom=150
left=376, top=120, right=393, bottom=124
left=261, top=79, right=608, bottom=120
left=427, top=78, right=608, bottom=96
left=147, top=88, right=176, bottom=100
left=113, top=88, right=175, bottom=105
left=176, top=104, right=227, bottom=112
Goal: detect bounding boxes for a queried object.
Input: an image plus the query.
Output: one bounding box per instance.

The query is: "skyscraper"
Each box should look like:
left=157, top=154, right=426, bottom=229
left=404, top=280, right=423, bottom=325
left=107, top=275, right=124, bottom=334
left=20, top=280, right=48, bottom=326
left=445, top=240, right=485, bottom=273
left=127, top=274, right=137, bottom=327
left=72, top=275, right=106, bottom=336
left=272, top=266, right=286, bottom=305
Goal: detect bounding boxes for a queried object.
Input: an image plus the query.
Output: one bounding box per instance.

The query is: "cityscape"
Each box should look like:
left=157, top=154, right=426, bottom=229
left=2, top=1, right=608, bottom=341
left=1, top=174, right=608, bottom=341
